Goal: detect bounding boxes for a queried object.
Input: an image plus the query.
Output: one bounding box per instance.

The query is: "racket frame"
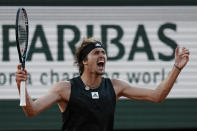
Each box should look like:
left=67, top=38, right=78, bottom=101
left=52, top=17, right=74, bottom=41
left=15, top=8, right=29, bottom=106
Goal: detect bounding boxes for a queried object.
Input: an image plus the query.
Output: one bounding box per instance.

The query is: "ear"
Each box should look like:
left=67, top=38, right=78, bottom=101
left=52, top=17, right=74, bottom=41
left=83, top=59, right=88, bottom=65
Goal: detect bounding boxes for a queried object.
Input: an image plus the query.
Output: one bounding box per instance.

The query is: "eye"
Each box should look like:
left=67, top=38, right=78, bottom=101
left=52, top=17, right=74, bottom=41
left=94, top=51, right=100, bottom=55
left=102, top=50, right=106, bottom=55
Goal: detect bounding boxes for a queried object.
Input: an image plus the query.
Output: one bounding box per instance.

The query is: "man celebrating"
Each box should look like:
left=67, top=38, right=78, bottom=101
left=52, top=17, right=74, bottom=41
left=15, top=38, right=190, bottom=131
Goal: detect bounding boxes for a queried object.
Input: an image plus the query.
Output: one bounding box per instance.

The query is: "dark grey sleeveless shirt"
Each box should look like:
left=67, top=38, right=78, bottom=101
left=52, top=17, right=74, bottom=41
left=62, top=76, right=116, bottom=131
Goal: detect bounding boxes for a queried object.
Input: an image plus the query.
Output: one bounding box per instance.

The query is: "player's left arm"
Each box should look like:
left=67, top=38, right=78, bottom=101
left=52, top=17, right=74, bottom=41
left=112, top=46, right=190, bottom=102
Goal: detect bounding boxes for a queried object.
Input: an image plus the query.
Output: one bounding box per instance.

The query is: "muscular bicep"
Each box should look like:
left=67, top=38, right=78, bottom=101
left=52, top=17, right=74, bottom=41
left=31, top=81, right=69, bottom=116
left=112, top=79, right=157, bottom=102
left=33, top=89, right=60, bottom=114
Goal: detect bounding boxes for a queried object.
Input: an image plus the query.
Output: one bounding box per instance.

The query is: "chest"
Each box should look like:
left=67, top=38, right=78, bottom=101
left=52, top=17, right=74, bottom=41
left=74, top=87, right=114, bottom=112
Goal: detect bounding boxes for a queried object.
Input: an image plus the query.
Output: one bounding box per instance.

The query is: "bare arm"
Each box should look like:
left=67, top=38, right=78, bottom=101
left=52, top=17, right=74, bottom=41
left=15, top=64, right=70, bottom=117
left=113, top=46, right=190, bottom=103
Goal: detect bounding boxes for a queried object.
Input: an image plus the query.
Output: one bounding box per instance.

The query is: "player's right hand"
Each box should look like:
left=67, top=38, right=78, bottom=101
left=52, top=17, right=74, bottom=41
left=15, top=64, right=28, bottom=86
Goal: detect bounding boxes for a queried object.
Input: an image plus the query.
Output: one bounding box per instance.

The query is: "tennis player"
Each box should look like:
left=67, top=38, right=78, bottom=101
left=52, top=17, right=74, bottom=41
left=15, top=38, right=190, bottom=131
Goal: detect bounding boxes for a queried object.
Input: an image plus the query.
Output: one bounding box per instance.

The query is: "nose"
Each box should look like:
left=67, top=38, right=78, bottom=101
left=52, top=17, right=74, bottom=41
left=99, top=51, right=106, bottom=58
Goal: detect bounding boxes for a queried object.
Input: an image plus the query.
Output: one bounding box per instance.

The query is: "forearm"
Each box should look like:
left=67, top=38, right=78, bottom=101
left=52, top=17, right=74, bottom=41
left=15, top=65, right=62, bottom=117
left=155, top=65, right=181, bottom=102
left=22, top=89, right=37, bottom=117
left=17, top=83, right=37, bottom=117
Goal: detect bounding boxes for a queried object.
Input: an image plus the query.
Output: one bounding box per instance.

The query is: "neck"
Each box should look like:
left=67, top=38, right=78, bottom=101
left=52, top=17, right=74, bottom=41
left=81, top=72, right=102, bottom=89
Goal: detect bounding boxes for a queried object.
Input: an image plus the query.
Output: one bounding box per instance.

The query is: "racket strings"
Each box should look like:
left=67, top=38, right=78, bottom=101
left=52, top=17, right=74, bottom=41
left=18, top=11, right=27, bottom=55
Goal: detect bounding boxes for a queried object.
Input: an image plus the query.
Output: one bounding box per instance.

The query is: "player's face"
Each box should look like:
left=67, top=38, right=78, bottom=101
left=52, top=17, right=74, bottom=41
left=85, top=48, right=107, bottom=75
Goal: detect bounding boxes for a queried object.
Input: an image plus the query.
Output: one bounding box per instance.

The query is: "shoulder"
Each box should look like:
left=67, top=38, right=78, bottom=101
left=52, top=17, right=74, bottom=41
left=52, top=81, right=71, bottom=92
left=110, top=78, right=132, bottom=98
left=51, top=81, right=71, bottom=101
left=111, top=78, right=130, bottom=87
left=110, top=78, right=123, bottom=98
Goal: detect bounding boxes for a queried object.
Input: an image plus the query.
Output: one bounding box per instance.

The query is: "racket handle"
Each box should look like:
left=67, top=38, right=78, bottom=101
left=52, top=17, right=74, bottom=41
left=20, top=81, right=26, bottom=106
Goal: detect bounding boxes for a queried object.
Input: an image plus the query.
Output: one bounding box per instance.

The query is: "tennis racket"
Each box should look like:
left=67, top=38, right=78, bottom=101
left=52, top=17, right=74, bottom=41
left=15, top=8, right=29, bottom=106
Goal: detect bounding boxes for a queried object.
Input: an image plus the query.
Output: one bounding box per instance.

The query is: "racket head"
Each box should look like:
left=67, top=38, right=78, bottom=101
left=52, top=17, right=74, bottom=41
left=15, top=8, right=29, bottom=69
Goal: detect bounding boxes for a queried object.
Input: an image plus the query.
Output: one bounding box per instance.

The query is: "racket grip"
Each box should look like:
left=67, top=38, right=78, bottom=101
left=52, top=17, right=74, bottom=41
left=20, top=81, right=26, bottom=106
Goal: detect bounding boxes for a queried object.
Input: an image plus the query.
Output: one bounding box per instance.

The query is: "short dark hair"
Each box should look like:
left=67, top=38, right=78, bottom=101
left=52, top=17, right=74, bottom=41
left=74, top=38, right=103, bottom=75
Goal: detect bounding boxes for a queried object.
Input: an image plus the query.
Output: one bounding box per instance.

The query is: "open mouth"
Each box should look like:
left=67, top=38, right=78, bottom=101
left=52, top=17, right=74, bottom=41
left=97, top=60, right=104, bottom=68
